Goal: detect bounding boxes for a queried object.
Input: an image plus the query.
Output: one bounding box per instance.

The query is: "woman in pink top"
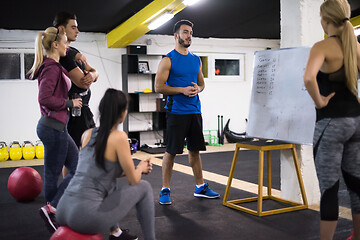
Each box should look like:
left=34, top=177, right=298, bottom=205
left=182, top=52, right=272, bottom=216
left=27, top=27, right=82, bottom=234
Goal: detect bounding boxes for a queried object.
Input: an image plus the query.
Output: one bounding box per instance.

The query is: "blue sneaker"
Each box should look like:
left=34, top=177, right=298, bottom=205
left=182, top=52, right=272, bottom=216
left=194, top=183, right=220, bottom=198
left=159, top=188, right=172, bottom=205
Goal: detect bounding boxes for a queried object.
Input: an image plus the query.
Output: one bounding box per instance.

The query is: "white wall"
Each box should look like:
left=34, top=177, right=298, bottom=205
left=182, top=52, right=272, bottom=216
left=0, top=29, right=124, bottom=144
left=133, top=35, right=279, bottom=134
left=279, top=0, right=323, bottom=205
left=0, top=29, right=279, bottom=145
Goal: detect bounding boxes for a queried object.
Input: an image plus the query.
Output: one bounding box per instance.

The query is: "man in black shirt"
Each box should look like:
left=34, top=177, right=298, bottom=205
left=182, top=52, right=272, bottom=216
left=53, top=12, right=97, bottom=148
left=53, top=11, right=139, bottom=240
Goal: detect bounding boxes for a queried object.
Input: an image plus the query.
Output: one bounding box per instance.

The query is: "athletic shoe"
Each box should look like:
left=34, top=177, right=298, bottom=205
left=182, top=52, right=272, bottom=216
left=109, top=229, right=138, bottom=240
left=159, top=188, right=172, bottom=205
left=194, top=183, right=220, bottom=198
left=39, top=204, right=58, bottom=233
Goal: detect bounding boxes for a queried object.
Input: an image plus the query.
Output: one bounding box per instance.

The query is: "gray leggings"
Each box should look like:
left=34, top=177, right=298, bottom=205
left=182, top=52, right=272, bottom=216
left=313, top=116, right=360, bottom=220
left=56, top=180, right=155, bottom=240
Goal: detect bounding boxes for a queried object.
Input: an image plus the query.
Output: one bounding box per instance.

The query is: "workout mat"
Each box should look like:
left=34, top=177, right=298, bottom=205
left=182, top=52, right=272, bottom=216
left=0, top=154, right=353, bottom=240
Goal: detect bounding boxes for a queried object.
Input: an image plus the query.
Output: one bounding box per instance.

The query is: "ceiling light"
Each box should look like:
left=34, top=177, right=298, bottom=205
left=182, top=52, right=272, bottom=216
left=148, top=12, right=174, bottom=30
left=183, top=0, right=203, bottom=6
left=355, top=27, right=360, bottom=36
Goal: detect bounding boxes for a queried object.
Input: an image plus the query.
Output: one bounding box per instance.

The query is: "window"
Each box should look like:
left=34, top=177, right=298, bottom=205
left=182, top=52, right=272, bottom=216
left=0, top=53, right=20, bottom=79
left=212, top=54, right=245, bottom=81
left=0, top=51, right=36, bottom=80
left=200, top=56, right=208, bottom=78
left=215, top=59, right=239, bottom=76
left=24, top=54, right=35, bottom=76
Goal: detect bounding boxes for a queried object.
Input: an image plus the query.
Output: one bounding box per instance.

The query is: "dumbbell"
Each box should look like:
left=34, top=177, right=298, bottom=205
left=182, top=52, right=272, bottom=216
left=128, top=138, right=139, bottom=155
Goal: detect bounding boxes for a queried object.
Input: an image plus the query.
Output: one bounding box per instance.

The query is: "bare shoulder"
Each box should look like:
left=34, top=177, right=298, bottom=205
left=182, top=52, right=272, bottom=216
left=81, top=128, right=93, bottom=148
left=161, top=56, right=171, bottom=63
left=108, top=130, right=128, bottom=143
left=156, top=57, right=172, bottom=80
left=312, top=39, right=328, bottom=50
left=159, top=57, right=171, bottom=69
left=308, top=41, right=325, bottom=58
left=310, top=39, right=337, bottom=57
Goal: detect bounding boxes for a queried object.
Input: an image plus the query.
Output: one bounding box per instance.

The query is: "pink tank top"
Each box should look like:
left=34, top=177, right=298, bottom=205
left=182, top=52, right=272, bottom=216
left=63, top=72, right=72, bottom=91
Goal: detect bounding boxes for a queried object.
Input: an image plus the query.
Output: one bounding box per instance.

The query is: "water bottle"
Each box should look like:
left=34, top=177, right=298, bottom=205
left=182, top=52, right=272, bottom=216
left=71, top=93, right=81, bottom=117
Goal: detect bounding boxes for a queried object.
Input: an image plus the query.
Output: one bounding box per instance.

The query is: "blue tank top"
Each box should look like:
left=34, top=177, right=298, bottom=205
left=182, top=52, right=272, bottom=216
left=316, top=66, right=360, bottom=121
left=165, top=49, right=201, bottom=114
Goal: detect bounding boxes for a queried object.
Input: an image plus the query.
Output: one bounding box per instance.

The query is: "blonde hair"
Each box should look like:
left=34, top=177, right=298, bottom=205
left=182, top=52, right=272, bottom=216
left=320, top=0, right=358, bottom=94
left=28, top=27, right=65, bottom=79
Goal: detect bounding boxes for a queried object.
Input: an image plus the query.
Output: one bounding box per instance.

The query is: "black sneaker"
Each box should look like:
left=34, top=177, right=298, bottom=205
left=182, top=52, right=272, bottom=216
left=109, top=229, right=138, bottom=240
left=39, top=204, right=58, bottom=233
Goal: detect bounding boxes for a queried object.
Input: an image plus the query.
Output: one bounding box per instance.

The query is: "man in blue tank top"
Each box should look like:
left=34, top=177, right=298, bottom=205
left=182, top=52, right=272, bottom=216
left=155, top=20, right=220, bottom=205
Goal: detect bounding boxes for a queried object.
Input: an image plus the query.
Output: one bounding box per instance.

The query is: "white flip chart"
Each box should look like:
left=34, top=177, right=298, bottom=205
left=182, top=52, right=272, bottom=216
left=247, top=47, right=315, bottom=145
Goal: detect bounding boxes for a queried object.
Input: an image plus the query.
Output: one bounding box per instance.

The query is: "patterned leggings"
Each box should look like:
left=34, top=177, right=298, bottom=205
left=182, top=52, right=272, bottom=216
left=313, top=116, right=360, bottom=220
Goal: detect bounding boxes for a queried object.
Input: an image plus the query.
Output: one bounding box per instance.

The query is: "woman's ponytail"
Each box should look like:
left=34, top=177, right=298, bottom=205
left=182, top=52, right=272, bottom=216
left=27, top=32, right=44, bottom=79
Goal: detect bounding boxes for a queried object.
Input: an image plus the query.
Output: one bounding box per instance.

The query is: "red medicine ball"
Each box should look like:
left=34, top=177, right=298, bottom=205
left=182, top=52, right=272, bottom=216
left=50, top=226, right=103, bottom=240
left=7, top=167, right=43, bottom=202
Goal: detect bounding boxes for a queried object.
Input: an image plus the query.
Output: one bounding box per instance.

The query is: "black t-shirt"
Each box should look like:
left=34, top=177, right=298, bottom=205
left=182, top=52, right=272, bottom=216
left=60, top=46, right=95, bottom=146
left=60, top=47, right=83, bottom=72
left=60, top=46, right=91, bottom=105
left=60, top=46, right=88, bottom=96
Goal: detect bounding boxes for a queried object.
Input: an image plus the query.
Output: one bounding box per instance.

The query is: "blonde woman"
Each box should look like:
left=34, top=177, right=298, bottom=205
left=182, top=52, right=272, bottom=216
left=304, top=0, right=360, bottom=239
left=27, top=27, right=82, bottom=233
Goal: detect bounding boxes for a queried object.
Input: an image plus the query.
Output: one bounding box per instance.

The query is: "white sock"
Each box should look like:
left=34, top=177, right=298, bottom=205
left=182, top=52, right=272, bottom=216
left=196, top=183, right=205, bottom=188
left=161, top=187, right=170, bottom=191
left=112, top=228, right=123, bottom=237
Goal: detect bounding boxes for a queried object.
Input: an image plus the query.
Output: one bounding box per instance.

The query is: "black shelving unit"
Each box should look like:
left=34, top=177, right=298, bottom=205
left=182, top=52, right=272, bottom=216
left=122, top=54, right=166, bottom=146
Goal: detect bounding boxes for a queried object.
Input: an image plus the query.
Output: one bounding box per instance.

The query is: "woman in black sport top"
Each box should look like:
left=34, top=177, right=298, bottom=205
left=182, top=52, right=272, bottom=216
left=304, top=0, right=360, bottom=239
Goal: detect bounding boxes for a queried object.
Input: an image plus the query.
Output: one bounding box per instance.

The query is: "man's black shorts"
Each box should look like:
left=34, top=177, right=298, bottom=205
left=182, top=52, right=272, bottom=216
left=165, top=113, right=206, bottom=155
